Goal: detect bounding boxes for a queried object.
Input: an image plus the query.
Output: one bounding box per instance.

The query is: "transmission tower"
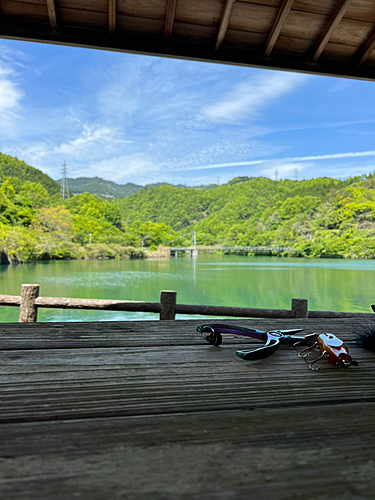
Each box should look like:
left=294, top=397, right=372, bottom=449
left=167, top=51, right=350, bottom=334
left=60, top=161, right=69, bottom=200
left=293, top=167, right=299, bottom=181
left=274, top=169, right=278, bottom=182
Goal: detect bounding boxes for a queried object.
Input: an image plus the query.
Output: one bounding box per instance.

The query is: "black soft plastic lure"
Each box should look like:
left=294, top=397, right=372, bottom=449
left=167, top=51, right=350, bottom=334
left=355, top=307, right=375, bottom=352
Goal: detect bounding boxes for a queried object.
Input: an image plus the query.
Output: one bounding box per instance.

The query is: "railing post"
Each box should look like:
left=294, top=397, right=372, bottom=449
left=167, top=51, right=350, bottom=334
left=160, top=290, right=177, bottom=320
left=291, top=298, right=308, bottom=318
left=19, top=284, right=40, bottom=323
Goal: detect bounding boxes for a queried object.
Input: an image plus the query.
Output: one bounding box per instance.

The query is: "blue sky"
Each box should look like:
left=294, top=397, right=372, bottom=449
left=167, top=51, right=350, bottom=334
left=1, top=39, right=375, bottom=186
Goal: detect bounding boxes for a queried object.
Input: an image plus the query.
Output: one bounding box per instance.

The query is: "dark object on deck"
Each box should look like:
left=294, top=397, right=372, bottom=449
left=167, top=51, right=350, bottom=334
left=355, top=322, right=375, bottom=353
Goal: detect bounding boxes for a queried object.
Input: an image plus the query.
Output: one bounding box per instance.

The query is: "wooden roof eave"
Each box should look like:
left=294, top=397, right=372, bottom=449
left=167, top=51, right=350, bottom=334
left=0, top=1, right=375, bottom=82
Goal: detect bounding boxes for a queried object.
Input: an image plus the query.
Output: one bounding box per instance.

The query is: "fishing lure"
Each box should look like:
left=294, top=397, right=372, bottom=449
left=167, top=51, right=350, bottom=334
left=197, top=323, right=358, bottom=370
left=296, top=332, right=358, bottom=370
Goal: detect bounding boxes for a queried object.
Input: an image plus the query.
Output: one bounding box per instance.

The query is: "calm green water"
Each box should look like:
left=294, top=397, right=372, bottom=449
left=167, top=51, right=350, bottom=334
left=0, top=255, right=374, bottom=322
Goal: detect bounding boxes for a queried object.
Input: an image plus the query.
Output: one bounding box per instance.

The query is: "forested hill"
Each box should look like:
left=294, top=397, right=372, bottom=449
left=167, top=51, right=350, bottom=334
left=65, top=177, right=214, bottom=199
left=116, top=176, right=344, bottom=231
left=1, top=150, right=375, bottom=261
left=65, top=177, right=142, bottom=199
left=0, top=153, right=60, bottom=195
left=116, top=175, right=375, bottom=259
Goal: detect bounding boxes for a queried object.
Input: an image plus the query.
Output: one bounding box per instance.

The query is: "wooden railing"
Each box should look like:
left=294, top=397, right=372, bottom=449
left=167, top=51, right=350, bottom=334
left=0, top=284, right=374, bottom=323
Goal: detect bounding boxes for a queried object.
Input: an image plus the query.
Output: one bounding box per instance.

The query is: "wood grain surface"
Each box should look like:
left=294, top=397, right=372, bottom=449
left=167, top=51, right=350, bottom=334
left=1, top=318, right=375, bottom=498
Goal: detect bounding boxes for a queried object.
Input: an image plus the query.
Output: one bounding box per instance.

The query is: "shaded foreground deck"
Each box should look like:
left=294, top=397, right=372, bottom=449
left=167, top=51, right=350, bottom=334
left=1, top=318, right=375, bottom=499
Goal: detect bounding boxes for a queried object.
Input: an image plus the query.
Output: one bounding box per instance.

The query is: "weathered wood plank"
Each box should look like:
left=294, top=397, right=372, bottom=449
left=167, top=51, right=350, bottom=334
left=117, top=13, right=164, bottom=33
left=117, top=0, right=168, bottom=20
left=0, top=295, right=21, bottom=307
left=0, top=0, right=48, bottom=19
left=1, top=401, right=373, bottom=453
left=164, top=0, right=177, bottom=38
left=1, top=341, right=373, bottom=423
left=230, top=1, right=278, bottom=33
left=108, top=0, right=116, bottom=34
left=0, top=314, right=374, bottom=498
left=175, top=303, right=295, bottom=317
left=172, top=21, right=217, bottom=40
left=215, top=0, right=236, bottom=50
left=35, top=296, right=162, bottom=312
left=330, top=16, right=373, bottom=46
left=56, top=6, right=108, bottom=27
left=0, top=318, right=373, bottom=350
left=1, top=403, right=375, bottom=499
left=264, top=0, right=295, bottom=57
left=357, top=27, right=375, bottom=67
left=311, top=0, right=353, bottom=62
left=240, top=0, right=375, bottom=22
left=46, top=0, right=57, bottom=30
left=175, top=0, right=223, bottom=26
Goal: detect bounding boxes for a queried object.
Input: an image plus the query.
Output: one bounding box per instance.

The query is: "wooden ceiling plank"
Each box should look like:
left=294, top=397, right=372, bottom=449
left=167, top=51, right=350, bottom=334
left=215, top=0, right=236, bottom=51
left=46, top=0, right=57, bottom=31
left=357, top=28, right=375, bottom=67
left=164, top=0, right=177, bottom=39
left=311, top=0, right=352, bottom=63
left=108, top=0, right=116, bottom=35
left=264, top=0, right=295, bottom=57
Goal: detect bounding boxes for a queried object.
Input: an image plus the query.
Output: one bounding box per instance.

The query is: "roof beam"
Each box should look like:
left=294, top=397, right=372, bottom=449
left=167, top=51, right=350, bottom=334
left=164, top=0, right=177, bottom=39
left=108, top=0, right=116, bottom=35
left=357, top=29, right=375, bottom=67
left=264, top=0, right=295, bottom=58
left=46, top=0, right=57, bottom=31
left=311, top=0, right=352, bottom=63
left=215, top=0, right=236, bottom=51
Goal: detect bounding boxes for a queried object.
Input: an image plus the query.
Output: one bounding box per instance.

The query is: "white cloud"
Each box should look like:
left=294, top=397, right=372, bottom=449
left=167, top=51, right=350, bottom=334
left=86, top=154, right=157, bottom=184
left=175, top=159, right=265, bottom=172
left=201, top=72, right=308, bottom=123
left=0, top=63, right=23, bottom=134
left=294, top=151, right=375, bottom=162
left=174, top=150, right=375, bottom=173
left=54, top=124, right=132, bottom=158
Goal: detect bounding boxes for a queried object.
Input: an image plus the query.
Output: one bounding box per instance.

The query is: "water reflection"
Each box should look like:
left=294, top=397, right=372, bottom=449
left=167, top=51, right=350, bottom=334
left=0, top=255, right=374, bottom=322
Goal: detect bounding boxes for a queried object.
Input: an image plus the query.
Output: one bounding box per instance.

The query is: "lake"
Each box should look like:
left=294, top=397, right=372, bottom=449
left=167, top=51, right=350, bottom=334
left=0, top=255, right=374, bottom=322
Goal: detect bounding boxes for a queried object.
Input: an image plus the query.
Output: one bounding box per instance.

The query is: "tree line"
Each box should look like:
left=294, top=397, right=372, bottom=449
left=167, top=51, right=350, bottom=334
left=1, top=151, right=375, bottom=263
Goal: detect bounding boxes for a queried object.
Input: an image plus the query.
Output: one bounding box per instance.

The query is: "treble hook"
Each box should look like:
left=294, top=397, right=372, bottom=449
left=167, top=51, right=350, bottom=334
left=294, top=341, right=318, bottom=359
left=306, top=351, right=327, bottom=371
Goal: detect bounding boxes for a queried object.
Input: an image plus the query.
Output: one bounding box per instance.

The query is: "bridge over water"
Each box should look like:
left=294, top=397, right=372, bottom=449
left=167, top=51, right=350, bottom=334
left=169, top=245, right=296, bottom=258
left=168, top=232, right=296, bottom=257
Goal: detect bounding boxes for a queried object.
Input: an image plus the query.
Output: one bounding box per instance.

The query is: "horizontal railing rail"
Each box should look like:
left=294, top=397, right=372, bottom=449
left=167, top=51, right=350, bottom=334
left=0, top=285, right=374, bottom=323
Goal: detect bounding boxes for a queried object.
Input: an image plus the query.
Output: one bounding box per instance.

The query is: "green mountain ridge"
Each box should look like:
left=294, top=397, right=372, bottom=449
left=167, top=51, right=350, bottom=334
left=62, top=177, right=142, bottom=199
left=1, top=151, right=375, bottom=262
left=63, top=177, right=219, bottom=199
left=0, top=152, right=60, bottom=195
left=116, top=174, right=375, bottom=258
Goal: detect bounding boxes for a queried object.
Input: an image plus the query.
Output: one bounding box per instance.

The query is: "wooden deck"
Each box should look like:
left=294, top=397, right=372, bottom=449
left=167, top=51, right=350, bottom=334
left=1, top=317, right=375, bottom=499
